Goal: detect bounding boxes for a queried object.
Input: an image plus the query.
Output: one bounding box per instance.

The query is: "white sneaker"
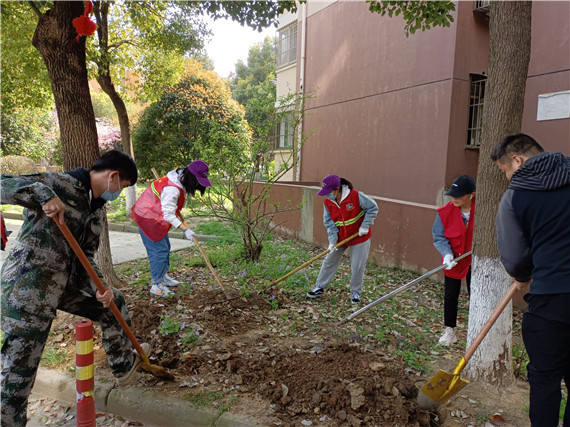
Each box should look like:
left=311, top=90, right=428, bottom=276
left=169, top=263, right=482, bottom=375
left=163, top=274, right=180, bottom=287
left=150, top=283, right=174, bottom=297
left=438, top=327, right=457, bottom=346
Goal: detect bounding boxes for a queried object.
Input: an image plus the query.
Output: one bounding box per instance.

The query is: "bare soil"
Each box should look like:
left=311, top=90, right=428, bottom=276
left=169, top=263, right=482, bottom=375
left=48, top=307, right=531, bottom=426
left=44, top=244, right=532, bottom=427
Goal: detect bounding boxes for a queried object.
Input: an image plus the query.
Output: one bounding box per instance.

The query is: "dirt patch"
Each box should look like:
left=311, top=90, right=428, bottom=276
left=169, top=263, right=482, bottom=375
left=45, top=247, right=532, bottom=427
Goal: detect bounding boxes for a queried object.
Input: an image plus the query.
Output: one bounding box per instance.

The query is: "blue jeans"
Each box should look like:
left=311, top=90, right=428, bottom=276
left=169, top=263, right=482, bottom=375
left=139, top=228, right=170, bottom=281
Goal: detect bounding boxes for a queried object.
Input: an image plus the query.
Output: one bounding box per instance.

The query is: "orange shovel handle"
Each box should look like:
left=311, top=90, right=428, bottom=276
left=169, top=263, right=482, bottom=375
left=55, top=220, right=147, bottom=360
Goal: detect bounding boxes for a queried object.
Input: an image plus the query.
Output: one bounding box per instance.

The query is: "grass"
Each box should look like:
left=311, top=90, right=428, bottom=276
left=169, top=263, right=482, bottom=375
left=115, top=219, right=469, bottom=375
left=40, top=347, right=69, bottom=369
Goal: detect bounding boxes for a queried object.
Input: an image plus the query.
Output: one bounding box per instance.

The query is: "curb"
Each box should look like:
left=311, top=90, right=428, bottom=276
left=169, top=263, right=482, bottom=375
left=32, top=368, right=265, bottom=427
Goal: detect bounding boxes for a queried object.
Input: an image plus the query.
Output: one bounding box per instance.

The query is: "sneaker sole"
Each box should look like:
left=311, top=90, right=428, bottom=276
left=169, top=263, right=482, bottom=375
left=307, top=293, right=323, bottom=299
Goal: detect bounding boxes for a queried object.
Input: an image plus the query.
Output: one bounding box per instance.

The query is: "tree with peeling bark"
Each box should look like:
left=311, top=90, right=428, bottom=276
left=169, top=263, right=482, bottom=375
left=367, top=0, right=533, bottom=384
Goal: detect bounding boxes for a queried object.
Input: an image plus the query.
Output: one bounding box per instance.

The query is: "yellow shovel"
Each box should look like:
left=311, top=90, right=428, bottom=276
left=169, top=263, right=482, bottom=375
left=417, top=281, right=519, bottom=409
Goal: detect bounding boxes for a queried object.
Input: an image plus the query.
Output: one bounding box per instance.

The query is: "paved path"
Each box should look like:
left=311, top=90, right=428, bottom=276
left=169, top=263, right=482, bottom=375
left=1, top=216, right=195, bottom=265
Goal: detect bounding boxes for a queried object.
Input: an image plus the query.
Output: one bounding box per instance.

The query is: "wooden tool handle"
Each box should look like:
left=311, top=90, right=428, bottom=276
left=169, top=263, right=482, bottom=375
left=192, top=235, right=231, bottom=299
left=464, top=282, right=519, bottom=363
left=55, top=220, right=147, bottom=360
left=272, top=232, right=360, bottom=286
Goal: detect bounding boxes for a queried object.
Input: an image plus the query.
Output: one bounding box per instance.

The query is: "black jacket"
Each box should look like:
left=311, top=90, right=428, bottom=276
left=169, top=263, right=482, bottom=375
left=496, top=152, right=570, bottom=294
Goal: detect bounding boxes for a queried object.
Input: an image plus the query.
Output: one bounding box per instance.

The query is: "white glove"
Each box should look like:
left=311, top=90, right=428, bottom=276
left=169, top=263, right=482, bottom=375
left=358, top=227, right=368, bottom=236
left=328, top=243, right=337, bottom=252
left=443, top=254, right=457, bottom=270
left=184, top=228, right=196, bottom=240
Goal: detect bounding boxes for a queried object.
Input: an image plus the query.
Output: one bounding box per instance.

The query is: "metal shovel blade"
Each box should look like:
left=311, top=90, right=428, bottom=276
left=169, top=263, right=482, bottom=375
left=417, top=368, right=469, bottom=410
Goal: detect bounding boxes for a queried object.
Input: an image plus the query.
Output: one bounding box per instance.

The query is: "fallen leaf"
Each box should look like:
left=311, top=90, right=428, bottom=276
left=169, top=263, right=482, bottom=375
left=489, top=414, right=507, bottom=425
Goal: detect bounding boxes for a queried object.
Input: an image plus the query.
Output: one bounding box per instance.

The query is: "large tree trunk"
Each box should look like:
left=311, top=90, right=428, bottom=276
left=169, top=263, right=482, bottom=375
left=465, top=1, right=532, bottom=384
left=32, top=1, right=99, bottom=170
left=93, top=1, right=137, bottom=218
left=32, top=1, right=124, bottom=288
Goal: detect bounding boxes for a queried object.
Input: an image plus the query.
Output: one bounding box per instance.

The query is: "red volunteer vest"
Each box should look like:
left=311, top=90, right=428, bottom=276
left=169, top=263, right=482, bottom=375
left=437, top=197, right=475, bottom=279
left=131, top=176, right=185, bottom=241
left=324, top=189, right=371, bottom=246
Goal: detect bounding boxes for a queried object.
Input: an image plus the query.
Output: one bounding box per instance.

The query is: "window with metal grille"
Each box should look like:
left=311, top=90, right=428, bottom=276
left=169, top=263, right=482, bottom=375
left=277, top=23, right=297, bottom=68
left=467, top=74, right=487, bottom=148
left=474, top=0, right=490, bottom=10
left=275, top=114, right=294, bottom=149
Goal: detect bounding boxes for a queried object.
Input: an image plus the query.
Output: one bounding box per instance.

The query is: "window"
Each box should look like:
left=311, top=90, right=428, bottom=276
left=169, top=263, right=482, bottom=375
left=276, top=114, right=294, bottom=149
left=277, top=23, right=297, bottom=68
left=467, top=74, right=487, bottom=148
left=474, top=0, right=490, bottom=11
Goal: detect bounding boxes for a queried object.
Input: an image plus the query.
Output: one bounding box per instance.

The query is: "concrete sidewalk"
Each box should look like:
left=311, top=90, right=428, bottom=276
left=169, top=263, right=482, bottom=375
left=1, top=213, right=197, bottom=265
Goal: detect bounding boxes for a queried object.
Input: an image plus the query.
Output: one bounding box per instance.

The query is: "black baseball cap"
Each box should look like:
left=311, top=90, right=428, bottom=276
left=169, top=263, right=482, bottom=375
left=445, top=175, right=476, bottom=198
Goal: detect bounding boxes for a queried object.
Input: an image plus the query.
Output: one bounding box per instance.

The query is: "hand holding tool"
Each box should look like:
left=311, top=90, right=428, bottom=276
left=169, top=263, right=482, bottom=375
left=55, top=220, right=174, bottom=381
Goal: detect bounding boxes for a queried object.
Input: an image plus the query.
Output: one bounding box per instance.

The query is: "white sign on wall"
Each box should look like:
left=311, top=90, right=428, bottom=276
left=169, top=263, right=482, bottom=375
left=537, top=90, right=570, bottom=121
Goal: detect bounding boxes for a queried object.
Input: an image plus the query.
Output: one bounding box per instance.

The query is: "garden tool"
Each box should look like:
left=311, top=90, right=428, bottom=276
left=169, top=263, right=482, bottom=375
left=55, top=220, right=175, bottom=381
left=271, top=232, right=360, bottom=286
left=417, top=281, right=519, bottom=409
left=339, top=251, right=472, bottom=325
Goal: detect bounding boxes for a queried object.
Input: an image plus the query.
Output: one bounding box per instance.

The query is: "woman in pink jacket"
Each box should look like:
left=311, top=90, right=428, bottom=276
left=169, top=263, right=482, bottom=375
left=132, top=160, right=211, bottom=297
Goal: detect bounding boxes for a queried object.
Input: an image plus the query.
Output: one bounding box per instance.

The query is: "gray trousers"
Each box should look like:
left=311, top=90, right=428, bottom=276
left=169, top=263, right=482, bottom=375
left=316, top=239, right=371, bottom=294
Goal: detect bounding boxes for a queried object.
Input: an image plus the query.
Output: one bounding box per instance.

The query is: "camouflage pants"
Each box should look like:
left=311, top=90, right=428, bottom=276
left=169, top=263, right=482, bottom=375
left=1, top=287, right=136, bottom=427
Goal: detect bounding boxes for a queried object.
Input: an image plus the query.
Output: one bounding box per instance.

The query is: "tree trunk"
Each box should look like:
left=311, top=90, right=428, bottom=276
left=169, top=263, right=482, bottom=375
left=94, top=1, right=137, bottom=219
left=32, top=1, right=124, bottom=288
left=465, top=1, right=532, bottom=385
left=32, top=1, right=99, bottom=170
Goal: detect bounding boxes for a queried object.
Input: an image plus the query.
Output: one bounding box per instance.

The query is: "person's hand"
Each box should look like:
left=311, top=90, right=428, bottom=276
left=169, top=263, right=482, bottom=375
left=358, top=227, right=368, bottom=236
left=514, top=279, right=531, bottom=293
left=443, top=254, right=457, bottom=270
left=96, top=287, right=114, bottom=308
left=327, top=243, right=337, bottom=252
left=184, top=228, right=196, bottom=241
left=42, top=197, right=65, bottom=225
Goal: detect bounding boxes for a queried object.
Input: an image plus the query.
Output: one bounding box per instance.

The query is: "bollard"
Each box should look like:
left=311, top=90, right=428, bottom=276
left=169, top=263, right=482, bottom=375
left=75, top=320, right=96, bottom=427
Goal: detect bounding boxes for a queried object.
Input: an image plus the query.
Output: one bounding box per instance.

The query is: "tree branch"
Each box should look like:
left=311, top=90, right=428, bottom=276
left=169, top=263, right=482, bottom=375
left=26, top=1, right=42, bottom=18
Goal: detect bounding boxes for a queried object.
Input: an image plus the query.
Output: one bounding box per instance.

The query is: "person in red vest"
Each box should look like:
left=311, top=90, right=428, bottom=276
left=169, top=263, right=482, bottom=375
left=307, top=175, right=379, bottom=304
left=1, top=213, right=9, bottom=251
left=132, top=160, right=212, bottom=297
left=432, top=175, right=476, bottom=346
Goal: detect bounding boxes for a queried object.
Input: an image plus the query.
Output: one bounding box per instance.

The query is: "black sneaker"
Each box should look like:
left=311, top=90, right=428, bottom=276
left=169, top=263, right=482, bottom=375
left=307, top=286, right=324, bottom=298
left=351, top=293, right=361, bottom=304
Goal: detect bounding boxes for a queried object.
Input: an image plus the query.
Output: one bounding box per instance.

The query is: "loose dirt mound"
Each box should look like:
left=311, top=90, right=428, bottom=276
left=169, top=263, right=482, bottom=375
left=52, top=285, right=434, bottom=426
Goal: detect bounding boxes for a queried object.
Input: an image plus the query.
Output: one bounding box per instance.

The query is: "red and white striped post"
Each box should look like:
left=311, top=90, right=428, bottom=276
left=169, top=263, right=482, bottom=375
left=75, top=320, right=96, bottom=427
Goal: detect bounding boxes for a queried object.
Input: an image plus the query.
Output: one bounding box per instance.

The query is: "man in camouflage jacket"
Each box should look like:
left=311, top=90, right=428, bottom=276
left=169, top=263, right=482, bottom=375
left=1, top=151, right=147, bottom=427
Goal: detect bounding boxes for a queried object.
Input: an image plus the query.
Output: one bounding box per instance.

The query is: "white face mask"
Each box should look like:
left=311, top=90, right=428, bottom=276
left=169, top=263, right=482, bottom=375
left=100, top=174, right=122, bottom=202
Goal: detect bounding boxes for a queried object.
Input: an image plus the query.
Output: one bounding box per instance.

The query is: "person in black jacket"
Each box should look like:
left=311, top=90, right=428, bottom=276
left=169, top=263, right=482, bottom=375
left=492, top=133, right=570, bottom=427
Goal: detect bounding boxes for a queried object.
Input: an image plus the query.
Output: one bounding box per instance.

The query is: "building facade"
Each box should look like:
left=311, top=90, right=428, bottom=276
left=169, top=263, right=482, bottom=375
left=269, top=1, right=570, bottom=272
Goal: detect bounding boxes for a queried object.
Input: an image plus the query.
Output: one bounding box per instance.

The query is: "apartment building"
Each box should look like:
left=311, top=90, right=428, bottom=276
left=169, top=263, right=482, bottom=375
left=268, top=1, right=569, bottom=271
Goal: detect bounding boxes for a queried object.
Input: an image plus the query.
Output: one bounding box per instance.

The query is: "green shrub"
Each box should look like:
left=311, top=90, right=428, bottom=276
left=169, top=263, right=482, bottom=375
left=0, top=155, right=38, bottom=175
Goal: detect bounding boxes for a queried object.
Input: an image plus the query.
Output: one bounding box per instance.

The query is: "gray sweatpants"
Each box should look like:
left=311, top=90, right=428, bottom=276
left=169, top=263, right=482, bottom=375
left=315, top=239, right=371, bottom=294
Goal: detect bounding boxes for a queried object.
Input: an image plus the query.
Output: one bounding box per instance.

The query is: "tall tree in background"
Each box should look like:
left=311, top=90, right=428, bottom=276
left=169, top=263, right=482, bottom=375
left=133, top=59, right=251, bottom=177
left=230, top=37, right=277, bottom=141
left=368, top=0, right=533, bottom=385
left=464, top=1, right=532, bottom=384
left=90, top=0, right=206, bottom=217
